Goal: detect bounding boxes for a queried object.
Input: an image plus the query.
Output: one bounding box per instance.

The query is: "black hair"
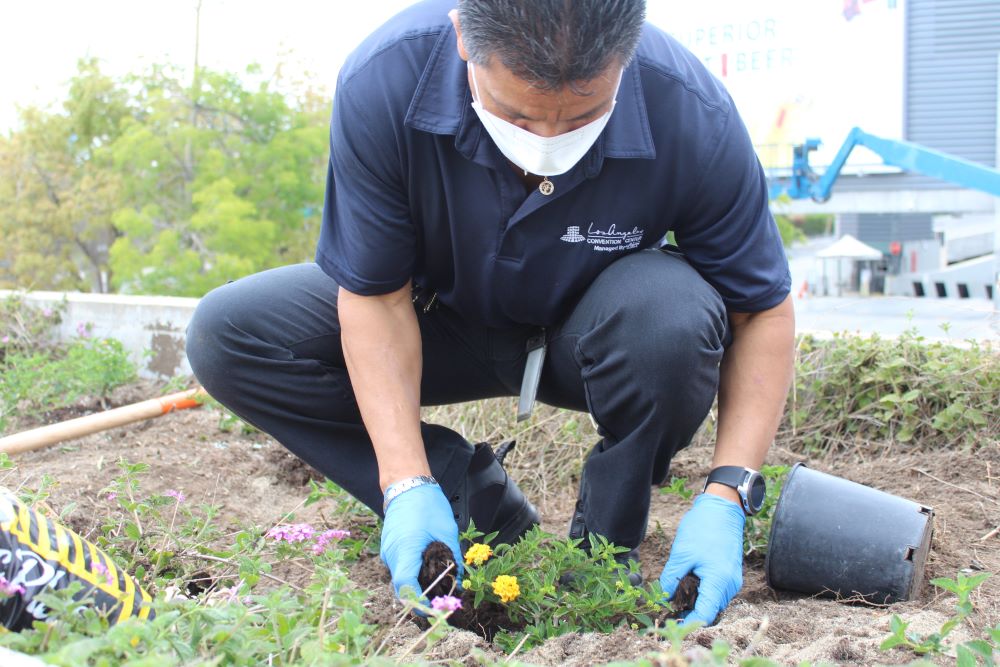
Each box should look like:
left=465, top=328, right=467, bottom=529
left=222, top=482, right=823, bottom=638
left=458, top=0, right=645, bottom=90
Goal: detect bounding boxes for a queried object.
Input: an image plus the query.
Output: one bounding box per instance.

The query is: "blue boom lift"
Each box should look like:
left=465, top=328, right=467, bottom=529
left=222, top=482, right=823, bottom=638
left=767, top=127, right=1000, bottom=202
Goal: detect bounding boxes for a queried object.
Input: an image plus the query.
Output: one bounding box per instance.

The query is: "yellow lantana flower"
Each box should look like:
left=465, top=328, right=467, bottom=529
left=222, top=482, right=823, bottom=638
left=464, top=543, right=493, bottom=566
left=492, top=575, right=520, bottom=603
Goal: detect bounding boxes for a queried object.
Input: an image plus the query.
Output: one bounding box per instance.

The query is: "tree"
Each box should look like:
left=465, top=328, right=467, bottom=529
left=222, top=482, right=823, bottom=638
left=0, top=58, right=128, bottom=292
left=106, top=64, right=327, bottom=296
left=1, top=58, right=328, bottom=296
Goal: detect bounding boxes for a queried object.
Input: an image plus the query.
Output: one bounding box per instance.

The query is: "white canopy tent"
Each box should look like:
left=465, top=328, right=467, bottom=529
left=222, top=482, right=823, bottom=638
left=816, top=234, right=884, bottom=260
left=815, top=235, right=884, bottom=296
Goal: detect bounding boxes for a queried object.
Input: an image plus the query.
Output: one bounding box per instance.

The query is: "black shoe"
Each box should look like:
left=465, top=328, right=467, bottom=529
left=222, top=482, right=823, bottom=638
left=449, top=441, right=539, bottom=547
left=567, top=487, right=643, bottom=586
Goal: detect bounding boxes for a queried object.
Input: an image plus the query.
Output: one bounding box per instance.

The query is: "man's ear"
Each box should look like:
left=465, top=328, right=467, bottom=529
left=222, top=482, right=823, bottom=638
left=448, top=9, right=470, bottom=62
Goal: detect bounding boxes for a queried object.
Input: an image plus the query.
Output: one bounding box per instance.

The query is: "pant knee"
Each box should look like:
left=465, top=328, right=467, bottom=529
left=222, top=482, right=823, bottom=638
left=590, top=254, right=727, bottom=370
left=186, top=285, right=239, bottom=391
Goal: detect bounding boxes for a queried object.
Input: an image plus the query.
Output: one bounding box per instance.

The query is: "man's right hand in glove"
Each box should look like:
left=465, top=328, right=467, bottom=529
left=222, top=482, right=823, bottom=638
left=380, top=481, right=463, bottom=600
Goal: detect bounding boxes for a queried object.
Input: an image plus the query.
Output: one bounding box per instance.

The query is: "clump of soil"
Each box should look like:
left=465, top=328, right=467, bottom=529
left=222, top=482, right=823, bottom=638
left=267, top=447, right=324, bottom=488
left=669, top=572, right=700, bottom=616
left=418, top=541, right=523, bottom=641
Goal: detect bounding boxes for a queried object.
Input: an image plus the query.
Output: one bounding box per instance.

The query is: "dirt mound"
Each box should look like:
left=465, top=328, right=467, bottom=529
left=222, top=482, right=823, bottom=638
left=5, top=396, right=998, bottom=665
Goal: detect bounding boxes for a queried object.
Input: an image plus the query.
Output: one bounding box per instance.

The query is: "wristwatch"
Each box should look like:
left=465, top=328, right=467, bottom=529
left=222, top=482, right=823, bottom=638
left=704, top=466, right=767, bottom=515
left=382, top=475, right=438, bottom=513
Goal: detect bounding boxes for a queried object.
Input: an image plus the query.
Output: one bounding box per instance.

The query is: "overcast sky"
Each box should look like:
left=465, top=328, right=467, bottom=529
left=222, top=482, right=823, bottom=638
left=0, top=0, right=417, bottom=131
left=1, top=0, right=903, bottom=171
left=1, top=1, right=709, bottom=132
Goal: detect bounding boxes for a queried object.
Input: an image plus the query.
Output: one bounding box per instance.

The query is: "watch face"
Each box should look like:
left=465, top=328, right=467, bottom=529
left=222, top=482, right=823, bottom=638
left=748, top=474, right=767, bottom=512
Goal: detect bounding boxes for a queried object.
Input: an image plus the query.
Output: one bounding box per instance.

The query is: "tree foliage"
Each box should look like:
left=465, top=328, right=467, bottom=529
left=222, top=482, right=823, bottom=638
left=0, top=58, right=328, bottom=296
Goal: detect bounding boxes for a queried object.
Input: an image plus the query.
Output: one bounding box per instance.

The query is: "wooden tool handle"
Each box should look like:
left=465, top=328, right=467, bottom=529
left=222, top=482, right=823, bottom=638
left=0, top=388, right=208, bottom=455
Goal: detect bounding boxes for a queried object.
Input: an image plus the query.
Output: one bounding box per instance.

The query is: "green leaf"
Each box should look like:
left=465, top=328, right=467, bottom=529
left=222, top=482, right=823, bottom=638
left=879, top=635, right=905, bottom=651
left=931, top=577, right=960, bottom=594
left=961, top=572, right=991, bottom=590
left=962, top=639, right=994, bottom=660
left=967, top=408, right=987, bottom=426
left=124, top=521, right=141, bottom=541
left=889, top=614, right=908, bottom=634
left=938, top=618, right=959, bottom=640
left=955, top=644, right=976, bottom=667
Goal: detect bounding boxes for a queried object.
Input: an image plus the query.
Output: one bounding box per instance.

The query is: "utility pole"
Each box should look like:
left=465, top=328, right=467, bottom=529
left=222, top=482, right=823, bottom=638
left=184, top=0, right=203, bottom=191
left=193, top=0, right=202, bottom=84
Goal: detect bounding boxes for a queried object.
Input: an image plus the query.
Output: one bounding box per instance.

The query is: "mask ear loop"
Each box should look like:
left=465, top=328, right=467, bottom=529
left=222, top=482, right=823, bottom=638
left=468, top=62, right=484, bottom=105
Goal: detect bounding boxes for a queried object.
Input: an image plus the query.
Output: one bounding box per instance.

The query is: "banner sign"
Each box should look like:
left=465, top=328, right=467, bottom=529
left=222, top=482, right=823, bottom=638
left=648, top=0, right=905, bottom=172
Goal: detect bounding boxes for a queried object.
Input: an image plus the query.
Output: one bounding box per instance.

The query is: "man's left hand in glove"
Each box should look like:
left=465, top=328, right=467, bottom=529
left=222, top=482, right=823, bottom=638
left=657, top=492, right=745, bottom=626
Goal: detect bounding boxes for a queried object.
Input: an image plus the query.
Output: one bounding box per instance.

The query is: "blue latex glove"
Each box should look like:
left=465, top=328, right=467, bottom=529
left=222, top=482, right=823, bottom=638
left=380, top=482, right=463, bottom=602
left=659, top=492, right=746, bottom=626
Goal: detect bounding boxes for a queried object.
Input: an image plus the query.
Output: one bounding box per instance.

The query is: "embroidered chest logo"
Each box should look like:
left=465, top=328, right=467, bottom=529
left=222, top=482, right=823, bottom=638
left=560, top=226, right=585, bottom=242
left=560, top=223, right=644, bottom=253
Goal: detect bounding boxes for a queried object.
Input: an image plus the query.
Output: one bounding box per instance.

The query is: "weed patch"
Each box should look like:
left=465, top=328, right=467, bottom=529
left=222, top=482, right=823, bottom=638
left=785, top=330, right=998, bottom=454
left=0, top=295, right=136, bottom=433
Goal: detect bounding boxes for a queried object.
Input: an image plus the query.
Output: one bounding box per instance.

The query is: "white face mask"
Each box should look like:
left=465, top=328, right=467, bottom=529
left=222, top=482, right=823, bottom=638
left=469, top=62, right=622, bottom=177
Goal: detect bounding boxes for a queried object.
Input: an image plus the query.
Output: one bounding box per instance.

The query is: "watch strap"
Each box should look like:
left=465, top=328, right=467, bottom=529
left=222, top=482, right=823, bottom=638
left=382, top=475, right=438, bottom=513
left=703, top=465, right=748, bottom=492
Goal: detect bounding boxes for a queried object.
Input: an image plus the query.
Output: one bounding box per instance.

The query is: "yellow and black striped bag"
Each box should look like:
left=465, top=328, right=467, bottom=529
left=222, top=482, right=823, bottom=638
left=0, top=490, right=153, bottom=631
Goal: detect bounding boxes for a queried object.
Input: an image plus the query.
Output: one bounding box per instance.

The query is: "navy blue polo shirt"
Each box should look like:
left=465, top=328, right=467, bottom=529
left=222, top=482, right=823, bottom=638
left=316, top=0, right=790, bottom=328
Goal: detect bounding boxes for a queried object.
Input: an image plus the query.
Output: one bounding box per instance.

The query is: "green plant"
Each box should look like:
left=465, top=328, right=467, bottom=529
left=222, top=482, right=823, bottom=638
left=0, top=294, right=65, bottom=356
left=458, top=524, right=668, bottom=653
left=880, top=572, right=997, bottom=663
left=196, top=392, right=260, bottom=435
left=1, top=333, right=136, bottom=432
left=216, top=409, right=259, bottom=435
left=660, top=476, right=695, bottom=501
left=787, top=331, right=998, bottom=454
left=743, top=464, right=791, bottom=556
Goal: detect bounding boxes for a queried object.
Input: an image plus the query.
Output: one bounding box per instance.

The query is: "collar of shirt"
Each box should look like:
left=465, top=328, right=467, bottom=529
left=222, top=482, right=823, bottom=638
left=403, top=26, right=657, bottom=176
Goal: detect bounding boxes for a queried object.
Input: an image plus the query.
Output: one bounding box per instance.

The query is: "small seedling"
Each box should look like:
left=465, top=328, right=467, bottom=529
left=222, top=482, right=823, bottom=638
left=880, top=571, right=994, bottom=660
left=660, top=476, right=695, bottom=501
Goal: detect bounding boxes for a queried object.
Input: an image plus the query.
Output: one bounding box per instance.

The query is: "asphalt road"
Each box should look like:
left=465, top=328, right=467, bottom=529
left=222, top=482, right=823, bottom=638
left=793, top=294, right=999, bottom=342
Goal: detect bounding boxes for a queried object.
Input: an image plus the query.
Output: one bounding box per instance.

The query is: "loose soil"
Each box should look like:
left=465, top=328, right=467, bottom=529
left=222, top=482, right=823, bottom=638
left=4, top=381, right=999, bottom=666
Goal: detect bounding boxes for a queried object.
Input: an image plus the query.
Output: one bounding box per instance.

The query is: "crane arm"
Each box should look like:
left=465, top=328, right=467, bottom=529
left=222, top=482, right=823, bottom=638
left=768, top=127, right=1000, bottom=202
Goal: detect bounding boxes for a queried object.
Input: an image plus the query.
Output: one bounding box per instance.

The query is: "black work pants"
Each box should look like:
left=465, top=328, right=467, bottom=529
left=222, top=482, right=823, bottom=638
left=186, top=249, right=729, bottom=549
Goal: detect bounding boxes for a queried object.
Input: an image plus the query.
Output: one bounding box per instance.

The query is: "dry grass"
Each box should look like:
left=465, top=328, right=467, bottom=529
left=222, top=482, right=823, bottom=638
left=420, top=330, right=1000, bottom=509
left=422, top=400, right=717, bottom=518
left=423, top=400, right=595, bottom=515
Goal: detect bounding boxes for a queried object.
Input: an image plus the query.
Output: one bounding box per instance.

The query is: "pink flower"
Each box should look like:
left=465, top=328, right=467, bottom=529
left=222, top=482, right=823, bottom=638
left=217, top=584, right=241, bottom=603
left=0, top=576, right=25, bottom=597
left=266, top=523, right=315, bottom=543
left=1, top=336, right=9, bottom=344
left=165, top=489, right=186, bottom=503
left=106, top=492, right=118, bottom=502
left=311, top=529, right=351, bottom=554
left=431, top=595, right=462, bottom=612
left=93, top=562, right=115, bottom=586
left=76, top=322, right=91, bottom=338
left=42, top=308, right=53, bottom=318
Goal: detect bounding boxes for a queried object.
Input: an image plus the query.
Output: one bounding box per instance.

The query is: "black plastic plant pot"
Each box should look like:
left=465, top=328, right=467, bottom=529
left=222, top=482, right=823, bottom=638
left=765, top=463, right=934, bottom=604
